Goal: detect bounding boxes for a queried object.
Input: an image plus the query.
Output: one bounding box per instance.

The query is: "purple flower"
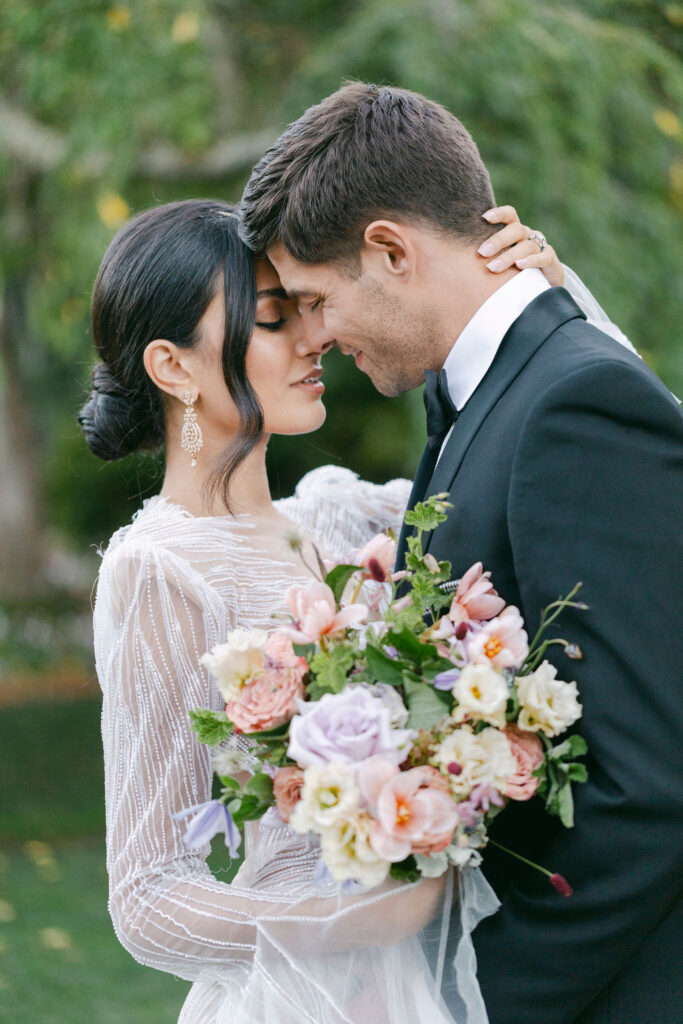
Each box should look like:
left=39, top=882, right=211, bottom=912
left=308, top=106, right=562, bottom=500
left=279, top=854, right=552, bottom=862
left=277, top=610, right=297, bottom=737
left=174, top=800, right=241, bottom=857
left=288, top=685, right=415, bottom=768
left=433, top=667, right=462, bottom=691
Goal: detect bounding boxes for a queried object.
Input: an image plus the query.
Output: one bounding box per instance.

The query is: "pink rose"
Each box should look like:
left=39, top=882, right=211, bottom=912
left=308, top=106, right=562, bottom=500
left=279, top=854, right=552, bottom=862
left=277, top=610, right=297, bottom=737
left=272, top=766, right=305, bottom=823
left=357, top=534, right=397, bottom=583
left=285, top=582, right=368, bottom=643
left=227, top=662, right=305, bottom=733
left=358, top=757, right=459, bottom=861
left=265, top=630, right=307, bottom=669
left=503, top=725, right=544, bottom=801
left=449, top=563, right=506, bottom=627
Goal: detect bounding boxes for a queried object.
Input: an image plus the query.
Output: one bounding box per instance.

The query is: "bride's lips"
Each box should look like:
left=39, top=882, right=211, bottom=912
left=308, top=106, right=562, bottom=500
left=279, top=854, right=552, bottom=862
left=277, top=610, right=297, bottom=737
left=290, top=367, right=325, bottom=394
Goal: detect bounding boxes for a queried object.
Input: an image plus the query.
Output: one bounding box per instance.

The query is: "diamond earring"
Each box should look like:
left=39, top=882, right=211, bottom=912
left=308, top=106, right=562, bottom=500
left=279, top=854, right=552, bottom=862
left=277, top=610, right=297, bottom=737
left=180, top=391, right=203, bottom=467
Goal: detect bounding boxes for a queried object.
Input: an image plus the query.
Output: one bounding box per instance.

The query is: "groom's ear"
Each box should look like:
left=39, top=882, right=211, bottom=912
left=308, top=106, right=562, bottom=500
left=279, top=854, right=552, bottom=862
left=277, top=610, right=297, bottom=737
left=362, top=220, right=415, bottom=281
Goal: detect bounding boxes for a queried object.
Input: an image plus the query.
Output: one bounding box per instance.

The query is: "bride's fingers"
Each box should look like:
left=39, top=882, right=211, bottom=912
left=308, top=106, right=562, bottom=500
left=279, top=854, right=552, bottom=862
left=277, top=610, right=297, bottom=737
left=515, top=243, right=565, bottom=286
left=477, top=221, right=529, bottom=259
left=482, top=205, right=520, bottom=225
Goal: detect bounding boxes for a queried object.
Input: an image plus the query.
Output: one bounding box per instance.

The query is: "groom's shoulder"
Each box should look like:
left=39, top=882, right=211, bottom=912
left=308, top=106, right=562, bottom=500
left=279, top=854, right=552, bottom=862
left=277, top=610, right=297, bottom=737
left=524, top=307, right=681, bottom=427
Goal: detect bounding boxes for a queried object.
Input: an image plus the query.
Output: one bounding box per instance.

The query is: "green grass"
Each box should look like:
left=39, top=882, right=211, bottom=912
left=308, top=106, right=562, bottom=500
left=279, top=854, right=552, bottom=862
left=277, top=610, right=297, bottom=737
left=0, top=699, right=242, bottom=1022
left=0, top=837, right=191, bottom=1023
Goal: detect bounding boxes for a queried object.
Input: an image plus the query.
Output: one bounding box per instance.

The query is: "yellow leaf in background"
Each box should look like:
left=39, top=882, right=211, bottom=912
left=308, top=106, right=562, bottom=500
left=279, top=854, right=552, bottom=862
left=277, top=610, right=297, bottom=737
left=0, top=900, right=15, bottom=924
left=97, top=192, right=131, bottom=229
left=654, top=109, right=680, bottom=139
left=172, top=11, right=200, bottom=43
left=665, top=4, right=683, bottom=26
left=670, top=160, right=683, bottom=195
left=39, top=927, right=72, bottom=951
left=107, top=5, right=131, bottom=30
left=24, top=841, right=54, bottom=864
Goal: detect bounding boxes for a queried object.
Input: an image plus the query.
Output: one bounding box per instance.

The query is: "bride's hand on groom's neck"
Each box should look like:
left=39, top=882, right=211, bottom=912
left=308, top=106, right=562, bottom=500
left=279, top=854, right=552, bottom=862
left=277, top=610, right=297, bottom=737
left=478, top=204, right=565, bottom=287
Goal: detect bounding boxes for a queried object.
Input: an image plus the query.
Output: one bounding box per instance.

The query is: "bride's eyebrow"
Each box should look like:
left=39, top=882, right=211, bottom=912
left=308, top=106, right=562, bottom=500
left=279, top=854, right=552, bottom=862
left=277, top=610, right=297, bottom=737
left=256, top=287, right=289, bottom=300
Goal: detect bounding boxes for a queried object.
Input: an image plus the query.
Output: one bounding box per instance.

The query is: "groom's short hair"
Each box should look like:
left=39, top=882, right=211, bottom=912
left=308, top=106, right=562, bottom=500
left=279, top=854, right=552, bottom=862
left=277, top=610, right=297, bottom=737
left=239, top=81, right=495, bottom=270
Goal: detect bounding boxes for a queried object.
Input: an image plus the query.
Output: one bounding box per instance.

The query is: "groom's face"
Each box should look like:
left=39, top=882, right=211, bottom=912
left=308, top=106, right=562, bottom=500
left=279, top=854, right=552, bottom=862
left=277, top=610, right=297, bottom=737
left=268, top=242, right=435, bottom=396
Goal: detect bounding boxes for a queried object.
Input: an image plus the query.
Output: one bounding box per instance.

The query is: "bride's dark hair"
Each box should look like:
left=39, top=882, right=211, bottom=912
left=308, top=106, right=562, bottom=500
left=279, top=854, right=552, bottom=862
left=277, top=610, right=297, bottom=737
left=79, top=199, right=262, bottom=507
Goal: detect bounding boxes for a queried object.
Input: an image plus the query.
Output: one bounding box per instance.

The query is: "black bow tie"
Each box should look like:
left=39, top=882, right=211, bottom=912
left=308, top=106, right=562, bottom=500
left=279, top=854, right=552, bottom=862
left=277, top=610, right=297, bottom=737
left=424, top=368, right=459, bottom=450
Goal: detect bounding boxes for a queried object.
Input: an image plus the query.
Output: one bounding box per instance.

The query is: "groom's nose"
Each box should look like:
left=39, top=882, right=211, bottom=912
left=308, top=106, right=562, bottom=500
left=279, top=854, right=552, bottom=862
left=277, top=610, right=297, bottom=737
left=298, top=308, right=335, bottom=356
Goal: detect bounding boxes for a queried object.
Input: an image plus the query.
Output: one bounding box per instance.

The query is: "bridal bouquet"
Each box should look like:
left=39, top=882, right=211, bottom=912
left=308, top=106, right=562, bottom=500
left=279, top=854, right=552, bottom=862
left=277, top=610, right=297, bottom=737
left=184, top=495, right=587, bottom=893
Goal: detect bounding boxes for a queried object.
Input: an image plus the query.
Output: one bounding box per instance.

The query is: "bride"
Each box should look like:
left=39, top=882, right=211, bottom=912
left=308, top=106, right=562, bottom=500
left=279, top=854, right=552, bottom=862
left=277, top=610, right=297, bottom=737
left=80, top=198, right=632, bottom=1024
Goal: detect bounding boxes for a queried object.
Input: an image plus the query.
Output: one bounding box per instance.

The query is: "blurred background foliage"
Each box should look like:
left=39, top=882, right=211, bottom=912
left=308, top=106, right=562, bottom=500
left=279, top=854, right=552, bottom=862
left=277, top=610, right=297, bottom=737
left=0, top=1, right=680, bottom=1017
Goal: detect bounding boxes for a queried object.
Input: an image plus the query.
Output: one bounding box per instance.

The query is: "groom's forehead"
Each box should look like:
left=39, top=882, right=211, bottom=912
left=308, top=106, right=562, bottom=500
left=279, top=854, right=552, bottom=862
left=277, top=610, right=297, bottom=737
left=267, top=243, right=331, bottom=296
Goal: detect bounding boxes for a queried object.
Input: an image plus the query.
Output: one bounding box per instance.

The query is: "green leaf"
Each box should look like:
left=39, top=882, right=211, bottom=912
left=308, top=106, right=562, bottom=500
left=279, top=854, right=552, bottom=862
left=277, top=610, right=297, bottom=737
left=403, top=678, right=453, bottom=730
left=557, top=782, right=575, bottom=828
left=219, top=775, right=240, bottom=790
left=293, top=642, right=316, bottom=662
left=307, top=643, right=356, bottom=699
left=389, top=855, right=421, bottom=883
left=325, top=564, right=362, bottom=604
left=365, top=645, right=405, bottom=686
left=189, top=708, right=234, bottom=746
left=243, top=721, right=290, bottom=739
left=245, top=772, right=274, bottom=802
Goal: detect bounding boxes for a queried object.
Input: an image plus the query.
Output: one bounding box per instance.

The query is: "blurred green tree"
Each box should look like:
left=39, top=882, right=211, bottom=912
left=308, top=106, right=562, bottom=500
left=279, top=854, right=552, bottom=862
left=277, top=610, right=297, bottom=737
left=0, top=0, right=680, bottom=603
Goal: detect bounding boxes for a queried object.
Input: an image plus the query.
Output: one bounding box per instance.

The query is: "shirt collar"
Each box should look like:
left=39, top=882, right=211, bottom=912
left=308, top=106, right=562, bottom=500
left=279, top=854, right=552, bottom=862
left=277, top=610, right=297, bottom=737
left=442, top=269, right=551, bottom=411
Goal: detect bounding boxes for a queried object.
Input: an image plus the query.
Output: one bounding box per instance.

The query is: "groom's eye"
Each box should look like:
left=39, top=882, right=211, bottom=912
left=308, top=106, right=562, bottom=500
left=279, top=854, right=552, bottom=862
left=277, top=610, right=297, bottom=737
left=256, top=317, right=287, bottom=331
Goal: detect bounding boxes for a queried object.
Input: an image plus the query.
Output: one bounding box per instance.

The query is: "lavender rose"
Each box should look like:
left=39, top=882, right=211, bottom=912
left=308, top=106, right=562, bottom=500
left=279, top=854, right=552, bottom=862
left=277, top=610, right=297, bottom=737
left=288, top=686, right=415, bottom=768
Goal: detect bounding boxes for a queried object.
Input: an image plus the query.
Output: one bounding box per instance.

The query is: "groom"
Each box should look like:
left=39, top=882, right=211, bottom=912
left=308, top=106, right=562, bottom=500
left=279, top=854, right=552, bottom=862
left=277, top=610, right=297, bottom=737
left=239, top=83, right=683, bottom=1024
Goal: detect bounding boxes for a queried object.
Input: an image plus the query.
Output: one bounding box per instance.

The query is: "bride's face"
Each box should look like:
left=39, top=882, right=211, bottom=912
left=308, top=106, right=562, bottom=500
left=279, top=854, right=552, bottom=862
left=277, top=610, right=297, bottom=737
left=197, top=258, right=328, bottom=440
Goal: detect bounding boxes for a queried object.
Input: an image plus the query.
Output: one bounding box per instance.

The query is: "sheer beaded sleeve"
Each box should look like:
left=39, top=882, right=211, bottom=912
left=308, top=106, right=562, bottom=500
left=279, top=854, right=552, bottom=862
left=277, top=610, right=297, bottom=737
left=93, top=514, right=473, bottom=1023
left=277, top=466, right=412, bottom=560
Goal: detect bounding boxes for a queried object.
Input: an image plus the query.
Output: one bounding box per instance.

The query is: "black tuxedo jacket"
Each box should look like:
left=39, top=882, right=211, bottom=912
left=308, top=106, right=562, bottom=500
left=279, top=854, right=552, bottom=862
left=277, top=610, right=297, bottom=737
left=397, top=288, right=683, bottom=1024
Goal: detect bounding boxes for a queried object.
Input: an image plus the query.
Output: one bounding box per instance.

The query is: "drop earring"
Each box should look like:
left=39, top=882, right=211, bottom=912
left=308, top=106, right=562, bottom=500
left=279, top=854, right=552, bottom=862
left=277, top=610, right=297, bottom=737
left=180, top=391, right=203, bottom=467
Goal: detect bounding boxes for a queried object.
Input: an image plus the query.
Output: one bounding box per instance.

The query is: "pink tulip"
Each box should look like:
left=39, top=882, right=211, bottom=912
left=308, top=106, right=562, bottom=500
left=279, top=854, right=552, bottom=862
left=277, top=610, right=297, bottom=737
left=357, top=534, right=397, bottom=583
left=358, top=757, right=459, bottom=861
left=467, top=606, right=529, bottom=669
left=285, top=582, right=368, bottom=643
left=449, top=563, right=506, bottom=627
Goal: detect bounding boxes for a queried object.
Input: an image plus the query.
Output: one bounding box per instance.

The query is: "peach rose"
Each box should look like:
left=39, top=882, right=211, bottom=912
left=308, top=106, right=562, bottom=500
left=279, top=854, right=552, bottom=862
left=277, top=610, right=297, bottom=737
left=272, top=766, right=305, bottom=823
left=265, top=630, right=307, bottom=670
left=227, top=663, right=305, bottom=733
left=503, top=725, right=544, bottom=801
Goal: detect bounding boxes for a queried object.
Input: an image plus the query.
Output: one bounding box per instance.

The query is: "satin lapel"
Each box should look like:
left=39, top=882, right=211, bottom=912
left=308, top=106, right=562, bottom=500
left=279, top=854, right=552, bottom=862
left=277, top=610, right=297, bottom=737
left=423, top=288, right=585, bottom=555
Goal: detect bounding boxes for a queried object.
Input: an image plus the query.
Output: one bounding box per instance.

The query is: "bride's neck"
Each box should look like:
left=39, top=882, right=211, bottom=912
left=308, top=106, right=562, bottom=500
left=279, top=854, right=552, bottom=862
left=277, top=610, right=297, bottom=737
left=160, top=435, right=273, bottom=517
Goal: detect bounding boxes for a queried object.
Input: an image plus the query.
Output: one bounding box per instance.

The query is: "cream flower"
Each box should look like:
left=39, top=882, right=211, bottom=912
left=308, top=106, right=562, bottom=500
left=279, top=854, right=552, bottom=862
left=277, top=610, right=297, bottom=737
left=289, top=762, right=360, bottom=834
left=516, top=661, right=582, bottom=737
left=435, top=726, right=517, bottom=796
left=320, top=810, right=390, bottom=887
left=200, top=628, right=268, bottom=701
left=452, top=663, right=510, bottom=728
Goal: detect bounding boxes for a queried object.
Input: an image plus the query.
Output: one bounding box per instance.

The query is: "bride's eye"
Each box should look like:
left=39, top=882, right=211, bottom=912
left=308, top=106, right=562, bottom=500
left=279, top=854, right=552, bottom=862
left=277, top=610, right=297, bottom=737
left=256, top=317, right=287, bottom=331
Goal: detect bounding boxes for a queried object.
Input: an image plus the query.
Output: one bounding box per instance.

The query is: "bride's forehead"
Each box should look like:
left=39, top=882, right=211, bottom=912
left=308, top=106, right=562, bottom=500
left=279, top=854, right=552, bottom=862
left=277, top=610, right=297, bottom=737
left=254, top=257, right=282, bottom=290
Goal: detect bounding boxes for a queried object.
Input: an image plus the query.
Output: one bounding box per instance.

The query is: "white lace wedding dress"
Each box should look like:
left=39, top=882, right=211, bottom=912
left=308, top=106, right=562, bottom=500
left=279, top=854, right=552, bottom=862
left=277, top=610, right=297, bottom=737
left=93, top=272, right=634, bottom=1024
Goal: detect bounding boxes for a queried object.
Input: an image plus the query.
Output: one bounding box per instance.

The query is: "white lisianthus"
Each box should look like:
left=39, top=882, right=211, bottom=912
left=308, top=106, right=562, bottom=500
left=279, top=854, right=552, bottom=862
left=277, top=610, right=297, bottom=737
left=452, top=664, right=509, bottom=729
left=200, top=629, right=268, bottom=701
left=516, top=661, right=582, bottom=737
left=289, top=762, right=360, bottom=834
left=359, top=682, right=410, bottom=729
left=319, top=811, right=390, bottom=887
left=435, top=726, right=517, bottom=796
left=212, top=746, right=252, bottom=778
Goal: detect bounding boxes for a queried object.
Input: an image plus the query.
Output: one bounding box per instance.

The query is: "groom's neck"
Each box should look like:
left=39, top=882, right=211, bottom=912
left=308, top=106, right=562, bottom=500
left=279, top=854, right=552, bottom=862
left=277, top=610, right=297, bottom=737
left=425, top=244, right=519, bottom=364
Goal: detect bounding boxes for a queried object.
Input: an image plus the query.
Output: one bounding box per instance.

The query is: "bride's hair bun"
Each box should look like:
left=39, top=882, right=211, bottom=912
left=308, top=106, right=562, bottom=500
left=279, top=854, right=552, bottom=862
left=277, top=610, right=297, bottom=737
left=79, top=363, right=161, bottom=461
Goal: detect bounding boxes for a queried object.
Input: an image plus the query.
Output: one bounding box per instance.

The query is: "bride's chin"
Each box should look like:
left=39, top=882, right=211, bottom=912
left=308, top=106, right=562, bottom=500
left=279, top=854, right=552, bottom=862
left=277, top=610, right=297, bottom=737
left=267, top=402, right=327, bottom=437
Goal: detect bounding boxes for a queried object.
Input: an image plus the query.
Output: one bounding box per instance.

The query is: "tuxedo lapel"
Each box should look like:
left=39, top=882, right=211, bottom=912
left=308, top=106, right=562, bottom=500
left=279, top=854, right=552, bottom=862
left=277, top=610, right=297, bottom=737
left=421, top=288, right=585, bottom=555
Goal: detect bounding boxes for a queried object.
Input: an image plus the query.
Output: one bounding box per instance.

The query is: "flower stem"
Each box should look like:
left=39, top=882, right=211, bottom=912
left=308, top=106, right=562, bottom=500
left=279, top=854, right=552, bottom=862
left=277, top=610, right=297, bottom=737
left=488, top=839, right=552, bottom=877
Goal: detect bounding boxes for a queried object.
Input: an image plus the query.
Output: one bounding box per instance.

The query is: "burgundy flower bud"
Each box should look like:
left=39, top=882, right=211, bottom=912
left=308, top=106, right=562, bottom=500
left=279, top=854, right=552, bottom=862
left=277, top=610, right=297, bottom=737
left=455, top=622, right=468, bottom=641
left=368, top=557, right=387, bottom=582
left=549, top=873, right=573, bottom=898
left=447, top=761, right=462, bottom=776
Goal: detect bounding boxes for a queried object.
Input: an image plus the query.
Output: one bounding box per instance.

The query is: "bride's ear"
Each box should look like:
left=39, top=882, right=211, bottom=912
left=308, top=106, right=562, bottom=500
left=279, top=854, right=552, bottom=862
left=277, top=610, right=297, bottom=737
left=362, top=220, right=415, bottom=281
left=143, top=339, right=197, bottom=401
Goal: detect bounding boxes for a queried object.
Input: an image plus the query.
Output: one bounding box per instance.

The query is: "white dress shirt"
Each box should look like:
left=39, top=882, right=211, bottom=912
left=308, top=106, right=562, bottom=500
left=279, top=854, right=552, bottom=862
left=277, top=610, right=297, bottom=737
left=438, top=268, right=551, bottom=460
